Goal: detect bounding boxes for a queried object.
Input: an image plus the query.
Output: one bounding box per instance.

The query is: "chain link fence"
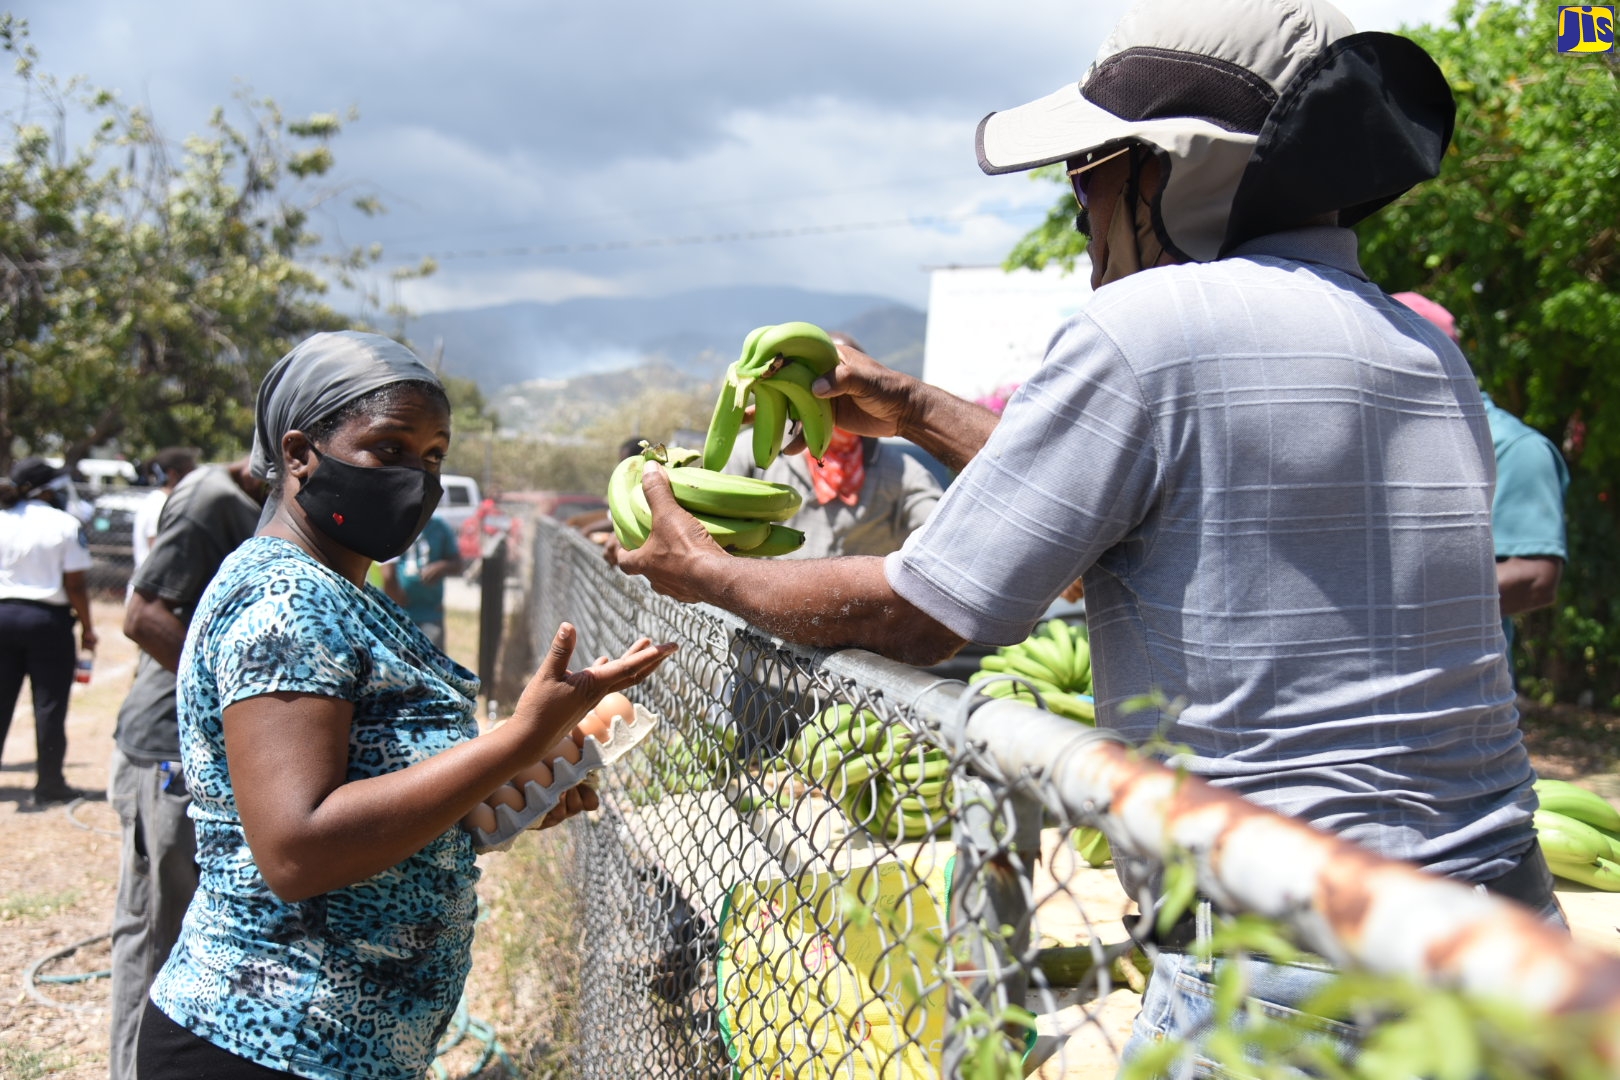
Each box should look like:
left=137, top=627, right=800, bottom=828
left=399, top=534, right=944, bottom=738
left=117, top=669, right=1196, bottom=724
left=526, top=516, right=1620, bottom=1079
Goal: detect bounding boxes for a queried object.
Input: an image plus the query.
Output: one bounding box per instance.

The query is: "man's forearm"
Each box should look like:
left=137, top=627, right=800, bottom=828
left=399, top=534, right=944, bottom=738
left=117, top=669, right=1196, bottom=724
left=1497, top=556, right=1563, bottom=617
left=124, top=591, right=188, bottom=672
left=691, top=554, right=966, bottom=667
left=899, top=386, right=999, bottom=475
left=64, top=579, right=94, bottom=642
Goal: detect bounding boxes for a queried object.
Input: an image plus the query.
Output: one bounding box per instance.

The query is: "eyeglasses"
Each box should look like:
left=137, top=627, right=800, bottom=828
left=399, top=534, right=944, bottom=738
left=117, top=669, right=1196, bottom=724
left=1067, top=146, right=1133, bottom=209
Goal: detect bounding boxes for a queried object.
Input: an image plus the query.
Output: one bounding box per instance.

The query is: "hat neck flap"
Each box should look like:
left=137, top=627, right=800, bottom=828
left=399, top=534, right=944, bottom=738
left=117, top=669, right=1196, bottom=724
left=1221, top=32, right=1454, bottom=256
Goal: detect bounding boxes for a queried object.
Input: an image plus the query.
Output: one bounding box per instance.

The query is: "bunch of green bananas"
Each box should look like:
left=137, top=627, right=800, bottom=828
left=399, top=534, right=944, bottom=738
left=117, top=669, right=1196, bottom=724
left=1533, top=777, right=1620, bottom=891
left=785, top=704, right=953, bottom=842
left=622, top=724, right=732, bottom=808
left=607, top=443, right=807, bottom=557
left=702, top=321, right=841, bottom=471
left=968, top=618, right=1095, bottom=724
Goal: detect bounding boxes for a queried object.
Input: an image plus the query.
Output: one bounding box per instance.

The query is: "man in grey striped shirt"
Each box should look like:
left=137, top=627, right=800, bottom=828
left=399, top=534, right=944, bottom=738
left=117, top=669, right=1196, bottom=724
left=617, top=0, right=1557, bottom=1060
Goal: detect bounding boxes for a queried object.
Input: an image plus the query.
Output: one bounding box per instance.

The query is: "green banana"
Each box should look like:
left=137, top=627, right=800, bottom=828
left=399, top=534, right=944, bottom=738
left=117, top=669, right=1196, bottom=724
left=741, top=321, right=841, bottom=378
left=998, top=647, right=1068, bottom=687
left=1046, top=693, right=1096, bottom=724
left=703, top=362, right=747, bottom=471
left=1073, top=826, right=1113, bottom=868
left=659, top=444, right=703, bottom=468
left=1535, top=778, right=1620, bottom=834
left=1071, top=635, right=1093, bottom=693
left=971, top=671, right=1095, bottom=723
left=732, top=524, right=806, bottom=558
left=739, top=324, right=773, bottom=367
left=760, top=358, right=835, bottom=461
left=972, top=669, right=1067, bottom=700
left=750, top=381, right=790, bottom=470
left=1022, top=634, right=1075, bottom=688
left=1535, top=809, right=1620, bottom=863
left=664, top=466, right=803, bottom=521
left=1046, top=619, right=1079, bottom=686
left=1544, top=854, right=1620, bottom=891
left=607, top=454, right=650, bottom=549
left=905, top=777, right=953, bottom=800
left=691, top=511, right=772, bottom=552
left=894, top=755, right=952, bottom=782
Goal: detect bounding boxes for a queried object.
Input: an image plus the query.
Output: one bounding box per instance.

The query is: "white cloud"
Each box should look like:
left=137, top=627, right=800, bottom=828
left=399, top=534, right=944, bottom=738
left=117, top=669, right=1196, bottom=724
left=26, top=0, right=1467, bottom=313
left=399, top=266, right=625, bottom=312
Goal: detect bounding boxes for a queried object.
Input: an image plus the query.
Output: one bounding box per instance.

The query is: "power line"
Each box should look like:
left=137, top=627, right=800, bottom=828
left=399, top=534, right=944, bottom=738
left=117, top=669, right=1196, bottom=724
left=386, top=206, right=1045, bottom=263
left=375, top=173, right=980, bottom=245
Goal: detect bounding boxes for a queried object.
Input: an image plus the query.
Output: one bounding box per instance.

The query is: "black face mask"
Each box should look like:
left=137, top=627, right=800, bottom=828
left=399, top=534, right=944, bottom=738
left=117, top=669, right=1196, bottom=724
left=295, top=448, right=443, bottom=562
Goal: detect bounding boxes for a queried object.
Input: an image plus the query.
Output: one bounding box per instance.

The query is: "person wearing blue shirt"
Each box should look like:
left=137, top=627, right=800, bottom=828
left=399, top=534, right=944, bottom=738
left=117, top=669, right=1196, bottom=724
left=379, top=514, right=462, bottom=650
left=1393, top=293, right=1570, bottom=655
left=139, top=332, right=673, bottom=1080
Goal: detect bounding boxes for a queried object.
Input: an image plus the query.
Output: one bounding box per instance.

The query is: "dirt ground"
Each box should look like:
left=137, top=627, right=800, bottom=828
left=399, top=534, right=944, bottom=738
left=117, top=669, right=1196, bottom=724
left=0, top=595, right=542, bottom=1079
left=2, top=594, right=1618, bottom=1078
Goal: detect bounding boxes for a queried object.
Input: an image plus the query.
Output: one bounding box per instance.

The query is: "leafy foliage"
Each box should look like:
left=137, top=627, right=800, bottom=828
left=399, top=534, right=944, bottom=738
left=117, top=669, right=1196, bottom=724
left=0, top=15, right=429, bottom=469
left=1002, top=164, right=1089, bottom=275
left=1354, top=0, right=1620, bottom=706
left=1002, top=1, right=1620, bottom=704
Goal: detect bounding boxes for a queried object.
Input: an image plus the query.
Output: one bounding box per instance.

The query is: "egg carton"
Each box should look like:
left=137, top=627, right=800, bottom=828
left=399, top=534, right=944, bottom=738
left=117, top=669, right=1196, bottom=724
left=469, top=702, right=660, bottom=854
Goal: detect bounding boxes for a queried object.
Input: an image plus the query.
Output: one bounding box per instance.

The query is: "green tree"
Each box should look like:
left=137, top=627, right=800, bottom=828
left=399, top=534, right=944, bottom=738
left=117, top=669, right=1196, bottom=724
left=1356, top=1, right=1620, bottom=705
left=1004, top=1, right=1620, bottom=704
left=0, top=15, right=430, bottom=469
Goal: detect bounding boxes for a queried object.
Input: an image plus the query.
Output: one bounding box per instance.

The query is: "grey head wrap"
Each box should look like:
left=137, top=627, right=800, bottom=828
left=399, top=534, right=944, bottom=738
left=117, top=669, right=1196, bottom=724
left=250, top=331, right=443, bottom=484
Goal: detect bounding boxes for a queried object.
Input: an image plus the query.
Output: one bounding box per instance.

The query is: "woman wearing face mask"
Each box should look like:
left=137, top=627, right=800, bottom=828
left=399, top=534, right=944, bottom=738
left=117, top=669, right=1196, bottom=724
left=138, top=332, right=675, bottom=1080
left=0, top=457, right=98, bottom=806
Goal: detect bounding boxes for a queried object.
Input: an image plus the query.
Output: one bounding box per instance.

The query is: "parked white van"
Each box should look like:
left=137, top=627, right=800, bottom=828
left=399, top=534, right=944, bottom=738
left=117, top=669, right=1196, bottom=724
left=435, top=474, right=481, bottom=532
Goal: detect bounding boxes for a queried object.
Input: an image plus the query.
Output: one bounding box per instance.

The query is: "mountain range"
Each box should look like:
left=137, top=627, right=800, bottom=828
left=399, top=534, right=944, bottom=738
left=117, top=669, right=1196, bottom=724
left=406, top=285, right=927, bottom=398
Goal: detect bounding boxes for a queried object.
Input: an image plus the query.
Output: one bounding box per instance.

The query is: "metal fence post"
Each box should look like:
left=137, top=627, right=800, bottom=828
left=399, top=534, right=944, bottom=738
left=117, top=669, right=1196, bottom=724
left=477, top=535, right=507, bottom=704
left=943, top=773, right=1042, bottom=1076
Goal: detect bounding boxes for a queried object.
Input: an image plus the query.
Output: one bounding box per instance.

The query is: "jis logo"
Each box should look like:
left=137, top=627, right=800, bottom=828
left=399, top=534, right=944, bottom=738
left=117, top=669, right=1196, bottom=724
left=1556, top=6, right=1614, bottom=52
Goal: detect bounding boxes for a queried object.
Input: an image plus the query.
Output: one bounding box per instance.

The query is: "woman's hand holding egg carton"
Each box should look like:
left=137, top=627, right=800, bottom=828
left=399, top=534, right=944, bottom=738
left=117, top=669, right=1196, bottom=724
left=462, top=691, right=659, bottom=852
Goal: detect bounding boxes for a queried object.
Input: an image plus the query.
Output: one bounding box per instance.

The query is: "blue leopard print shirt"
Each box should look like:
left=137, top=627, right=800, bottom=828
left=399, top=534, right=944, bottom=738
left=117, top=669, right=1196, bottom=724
left=150, top=537, right=482, bottom=1080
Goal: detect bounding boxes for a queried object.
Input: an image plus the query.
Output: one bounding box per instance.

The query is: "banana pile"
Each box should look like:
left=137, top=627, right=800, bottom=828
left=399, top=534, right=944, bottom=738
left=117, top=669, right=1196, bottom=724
left=786, top=705, right=953, bottom=842
left=607, top=443, right=808, bottom=557
left=969, top=618, right=1095, bottom=724
left=970, top=619, right=1111, bottom=865
left=1534, top=777, right=1620, bottom=891
left=703, top=321, right=841, bottom=470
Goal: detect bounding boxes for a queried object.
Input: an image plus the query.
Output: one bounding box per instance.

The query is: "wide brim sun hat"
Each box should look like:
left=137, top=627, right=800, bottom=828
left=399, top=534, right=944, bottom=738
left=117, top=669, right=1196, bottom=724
left=976, top=0, right=1456, bottom=261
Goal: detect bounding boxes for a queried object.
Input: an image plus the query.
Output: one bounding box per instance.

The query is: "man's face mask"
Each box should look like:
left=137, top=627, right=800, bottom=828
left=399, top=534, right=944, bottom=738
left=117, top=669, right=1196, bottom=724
left=295, top=447, right=443, bottom=562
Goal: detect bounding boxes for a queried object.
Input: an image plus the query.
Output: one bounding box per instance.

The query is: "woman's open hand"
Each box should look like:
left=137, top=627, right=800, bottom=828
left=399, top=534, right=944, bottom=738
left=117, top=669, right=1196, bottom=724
left=508, top=623, right=675, bottom=758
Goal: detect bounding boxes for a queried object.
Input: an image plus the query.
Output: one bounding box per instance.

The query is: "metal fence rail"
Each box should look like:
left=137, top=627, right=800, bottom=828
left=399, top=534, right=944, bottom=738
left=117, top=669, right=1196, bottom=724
left=527, top=516, right=1620, bottom=1079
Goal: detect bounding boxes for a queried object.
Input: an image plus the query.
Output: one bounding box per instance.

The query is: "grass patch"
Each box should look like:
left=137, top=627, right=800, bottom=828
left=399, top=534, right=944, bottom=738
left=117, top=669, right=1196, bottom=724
left=0, top=1042, right=67, bottom=1079
left=473, top=828, right=584, bottom=1079
left=0, top=887, right=81, bottom=921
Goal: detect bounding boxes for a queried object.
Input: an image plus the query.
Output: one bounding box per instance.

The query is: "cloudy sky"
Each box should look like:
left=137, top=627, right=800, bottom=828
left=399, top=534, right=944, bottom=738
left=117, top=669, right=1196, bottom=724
left=16, top=0, right=1452, bottom=314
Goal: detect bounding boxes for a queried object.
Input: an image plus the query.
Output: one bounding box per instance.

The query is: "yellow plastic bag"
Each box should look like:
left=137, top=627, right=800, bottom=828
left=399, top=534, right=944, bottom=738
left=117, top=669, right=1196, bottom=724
left=717, top=858, right=952, bottom=1079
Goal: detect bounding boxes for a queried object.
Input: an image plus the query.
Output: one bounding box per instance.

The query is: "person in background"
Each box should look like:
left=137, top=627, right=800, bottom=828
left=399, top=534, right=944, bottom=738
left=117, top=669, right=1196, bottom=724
left=379, top=512, right=463, bottom=651
left=723, top=332, right=942, bottom=558
left=1391, top=291, right=1570, bottom=662
left=138, top=331, right=673, bottom=1080
left=107, top=455, right=265, bottom=1080
left=130, top=448, right=199, bottom=577
left=0, top=457, right=97, bottom=806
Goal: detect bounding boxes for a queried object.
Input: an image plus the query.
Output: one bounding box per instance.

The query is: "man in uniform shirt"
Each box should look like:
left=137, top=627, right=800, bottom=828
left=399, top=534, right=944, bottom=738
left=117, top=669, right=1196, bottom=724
left=107, top=457, right=263, bottom=1080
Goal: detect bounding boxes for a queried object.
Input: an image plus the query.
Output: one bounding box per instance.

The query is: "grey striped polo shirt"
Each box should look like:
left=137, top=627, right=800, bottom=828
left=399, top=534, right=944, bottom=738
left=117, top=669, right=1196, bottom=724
left=887, top=227, right=1535, bottom=881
